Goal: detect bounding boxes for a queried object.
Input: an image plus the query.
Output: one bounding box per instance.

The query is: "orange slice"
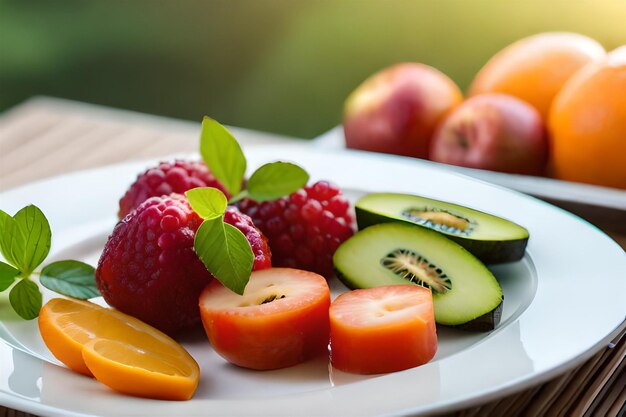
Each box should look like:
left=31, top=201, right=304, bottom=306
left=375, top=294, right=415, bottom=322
left=38, top=298, right=102, bottom=376
left=38, top=298, right=199, bottom=400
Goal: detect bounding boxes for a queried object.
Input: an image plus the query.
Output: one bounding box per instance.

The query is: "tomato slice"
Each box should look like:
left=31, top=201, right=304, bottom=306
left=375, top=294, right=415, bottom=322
left=329, top=285, right=437, bottom=374
left=199, top=268, right=331, bottom=370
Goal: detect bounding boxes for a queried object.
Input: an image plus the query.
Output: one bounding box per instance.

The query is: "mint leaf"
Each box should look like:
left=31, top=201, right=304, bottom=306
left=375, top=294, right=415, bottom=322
left=0, top=209, right=22, bottom=269
left=0, top=206, right=51, bottom=275
left=9, top=279, right=42, bottom=320
left=40, top=260, right=99, bottom=299
left=14, top=205, right=51, bottom=274
left=186, top=187, right=228, bottom=220
left=247, top=162, right=309, bottom=202
left=200, top=117, right=246, bottom=196
left=0, top=261, right=20, bottom=291
left=194, top=217, right=253, bottom=295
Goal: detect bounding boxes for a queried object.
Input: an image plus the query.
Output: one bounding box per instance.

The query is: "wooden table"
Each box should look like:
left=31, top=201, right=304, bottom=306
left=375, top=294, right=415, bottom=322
left=1, top=97, right=624, bottom=417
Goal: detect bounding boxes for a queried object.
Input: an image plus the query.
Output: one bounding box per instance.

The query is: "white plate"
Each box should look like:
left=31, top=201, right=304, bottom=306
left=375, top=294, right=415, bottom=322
left=1, top=145, right=625, bottom=417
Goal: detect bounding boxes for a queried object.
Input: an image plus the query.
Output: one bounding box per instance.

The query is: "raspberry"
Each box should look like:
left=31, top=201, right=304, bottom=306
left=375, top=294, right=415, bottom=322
left=119, top=160, right=228, bottom=219
left=238, top=181, right=354, bottom=278
left=96, top=194, right=271, bottom=335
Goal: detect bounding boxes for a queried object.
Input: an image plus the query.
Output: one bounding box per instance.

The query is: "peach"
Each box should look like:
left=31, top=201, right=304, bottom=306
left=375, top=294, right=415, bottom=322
left=343, top=63, right=463, bottom=158
left=429, top=94, right=547, bottom=175
left=469, top=32, right=605, bottom=119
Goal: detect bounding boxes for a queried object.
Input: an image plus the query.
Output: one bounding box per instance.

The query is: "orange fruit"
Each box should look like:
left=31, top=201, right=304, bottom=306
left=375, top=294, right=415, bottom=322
left=548, top=46, right=626, bottom=189
left=38, top=298, right=199, bottom=400
left=38, top=298, right=102, bottom=376
left=469, top=32, right=605, bottom=119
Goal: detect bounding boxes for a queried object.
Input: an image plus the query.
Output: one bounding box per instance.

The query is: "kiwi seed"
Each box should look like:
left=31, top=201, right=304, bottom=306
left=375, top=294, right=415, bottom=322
left=402, top=207, right=474, bottom=236
left=381, top=249, right=452, bottom=294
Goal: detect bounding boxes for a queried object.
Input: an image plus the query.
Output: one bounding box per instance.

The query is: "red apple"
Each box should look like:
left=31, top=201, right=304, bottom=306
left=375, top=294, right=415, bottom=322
left=343, top=63, right=463, bottom=158
left=429, top=94, right=547, bottom=175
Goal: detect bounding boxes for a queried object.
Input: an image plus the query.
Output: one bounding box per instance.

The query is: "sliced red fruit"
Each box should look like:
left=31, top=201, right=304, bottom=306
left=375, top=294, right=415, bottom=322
left=329, top=285, right=437, bottom=374
left=199, top=268, right=331, bottom=370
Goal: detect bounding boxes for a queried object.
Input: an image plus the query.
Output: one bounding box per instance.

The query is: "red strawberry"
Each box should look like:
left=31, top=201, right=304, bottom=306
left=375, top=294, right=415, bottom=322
left=238, top=181, right=354, bottom=278
left=119, top=160, right=228, bottom=219
left=96, top=194, right=271, bottom=336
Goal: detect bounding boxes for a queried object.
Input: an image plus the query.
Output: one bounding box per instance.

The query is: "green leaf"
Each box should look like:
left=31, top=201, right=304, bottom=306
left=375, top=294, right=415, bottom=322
left=246, top=162, right=310, bottom=202
left=200, top=117, right=246, bottom=196
left=9, top=279, right=42, bottom=320
left=0, top=261, right=20, bottom=292
left=194, top=217, right=254, bottom=295
left=14, top=206, right=52, bottom=274
left=0, top=206, right=51, bottom=275
left=40, top=260, right=99, bottom=300
left=0, top=209, right=21, bottom=269
left=185, top=187, right=228, bottom=220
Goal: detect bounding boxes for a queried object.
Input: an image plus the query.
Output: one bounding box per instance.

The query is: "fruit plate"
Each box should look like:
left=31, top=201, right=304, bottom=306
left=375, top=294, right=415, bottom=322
left=1, top=145, right=625, bottom=417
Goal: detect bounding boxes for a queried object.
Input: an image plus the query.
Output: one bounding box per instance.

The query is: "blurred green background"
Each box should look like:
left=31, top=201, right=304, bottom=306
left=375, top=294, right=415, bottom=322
left=1, top=0, right=625, bottom=138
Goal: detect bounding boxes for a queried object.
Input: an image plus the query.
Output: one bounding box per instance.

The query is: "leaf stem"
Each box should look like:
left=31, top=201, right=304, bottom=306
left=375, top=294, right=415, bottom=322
left=228, top=190, right=249, bottom=204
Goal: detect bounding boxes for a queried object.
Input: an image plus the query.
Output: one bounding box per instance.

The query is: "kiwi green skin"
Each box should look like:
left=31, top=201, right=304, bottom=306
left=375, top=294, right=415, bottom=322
left=333, top=223, right=504, bottom=332
left=451, top=297, right=502, bottom=332
left=356, top=205, right=528, bottom=264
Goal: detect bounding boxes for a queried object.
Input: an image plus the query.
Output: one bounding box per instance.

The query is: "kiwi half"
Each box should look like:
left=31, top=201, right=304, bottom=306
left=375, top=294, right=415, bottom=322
left=333, top=223, right=503, bottom=331
left=355, top=193, right=529, bottom=264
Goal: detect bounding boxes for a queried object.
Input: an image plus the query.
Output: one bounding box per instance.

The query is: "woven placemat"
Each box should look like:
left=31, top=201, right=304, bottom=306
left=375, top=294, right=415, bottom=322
left=1, top=97, right=624, bottom=417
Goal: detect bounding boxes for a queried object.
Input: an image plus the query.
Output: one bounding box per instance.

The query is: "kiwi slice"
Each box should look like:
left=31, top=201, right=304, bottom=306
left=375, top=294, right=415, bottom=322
left=333, top=223, right=503, bottom=331
left=356, top=193, right=529, bottom=264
